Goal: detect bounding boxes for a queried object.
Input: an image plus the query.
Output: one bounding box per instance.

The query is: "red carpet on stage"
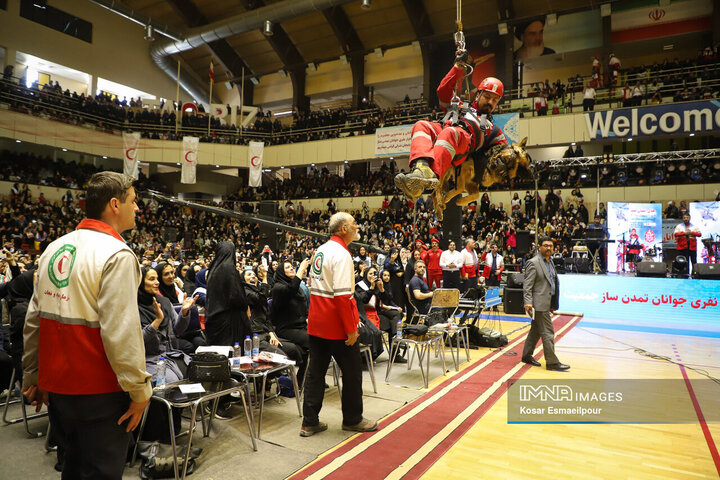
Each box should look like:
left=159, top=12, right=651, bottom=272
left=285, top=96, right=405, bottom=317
left=289, top=315, right=580, bottom=480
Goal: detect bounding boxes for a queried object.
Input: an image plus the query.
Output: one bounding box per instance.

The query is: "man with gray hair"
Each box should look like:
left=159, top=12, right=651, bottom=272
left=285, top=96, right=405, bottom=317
left=301, top=212, right=377, bottom=436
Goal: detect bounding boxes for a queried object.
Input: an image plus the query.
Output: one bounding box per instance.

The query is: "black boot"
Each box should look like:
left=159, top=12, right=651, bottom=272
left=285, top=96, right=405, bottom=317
left=394, top=158, right=439, bottom=200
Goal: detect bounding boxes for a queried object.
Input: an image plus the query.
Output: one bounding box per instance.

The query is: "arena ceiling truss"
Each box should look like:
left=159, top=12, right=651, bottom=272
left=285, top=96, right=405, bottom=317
left=91, top=0, right=605, bottom=104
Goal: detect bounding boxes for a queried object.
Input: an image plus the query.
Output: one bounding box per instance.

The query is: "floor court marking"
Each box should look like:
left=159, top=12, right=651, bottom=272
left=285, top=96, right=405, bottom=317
left=289, top=316, right=579, bottom=480
left=672, top=344, right=720, bottom=477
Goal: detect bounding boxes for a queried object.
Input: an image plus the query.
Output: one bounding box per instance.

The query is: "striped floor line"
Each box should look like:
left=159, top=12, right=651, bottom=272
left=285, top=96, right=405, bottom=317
left=288, top=315, right=580, bottom=480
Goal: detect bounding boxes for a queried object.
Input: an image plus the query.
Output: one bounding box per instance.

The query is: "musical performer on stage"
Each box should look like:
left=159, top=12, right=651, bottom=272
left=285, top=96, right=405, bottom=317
left=674, top=213, right=701, bottom=275
left=394, top=49, right=514, bottom=201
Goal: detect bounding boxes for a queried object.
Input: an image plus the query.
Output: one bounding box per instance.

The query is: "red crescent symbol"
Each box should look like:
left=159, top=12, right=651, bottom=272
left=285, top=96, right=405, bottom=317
left=250, top=155, right=260, bottom=167
left=125, top=148, right=136, bottom=161
left=58, top=254, right=69, bottom=274
left=185, top=151, right=195, bottom=163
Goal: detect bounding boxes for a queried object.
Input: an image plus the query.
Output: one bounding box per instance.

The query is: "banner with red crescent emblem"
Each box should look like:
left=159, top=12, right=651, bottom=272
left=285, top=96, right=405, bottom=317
left=181, top=136, right=199, bottom=184
left=122, top=132, right=140, bottom=179
left=248, top=141, right=264, bottom=188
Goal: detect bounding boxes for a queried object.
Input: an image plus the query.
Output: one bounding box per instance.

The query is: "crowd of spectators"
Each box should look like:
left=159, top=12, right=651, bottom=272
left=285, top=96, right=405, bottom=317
left=528, top=47, right=720, bottom=115
left=3, top=48, right=719, bottom=149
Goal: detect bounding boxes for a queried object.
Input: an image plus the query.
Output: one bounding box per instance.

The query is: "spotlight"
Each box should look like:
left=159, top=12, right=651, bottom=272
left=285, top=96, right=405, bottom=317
left=307, top=62, right=317, bottom=72
left=263, top=20, right=273, bottom=36
left=144, top=24, right=155, bottom=41
left=617, top=167, right=628, bottom=185
left=672, top=255, right=688, bottom=276
left=690, top=164, right=703, bottom=182
left=546, top=13, right=557, bottom=25
left=667, top=163, right=676, bottom=173
left=374, top=47, right=384, bottom=58
left=498, top=23, right=508, bottom=35
left=678, top=162, right=688, bottom=172
left=361, top=0, right=371, bottom=9
left=250, top=76, right=259, bottom=85
left=339, top=54, right=348, bottom=65
left=634, top=165, right=644, bottom=175
left=652, top=165, right=665, bottom=184
left=579, top=167, right=590, bottom=179
left=278, top=69, right=287, bottom=78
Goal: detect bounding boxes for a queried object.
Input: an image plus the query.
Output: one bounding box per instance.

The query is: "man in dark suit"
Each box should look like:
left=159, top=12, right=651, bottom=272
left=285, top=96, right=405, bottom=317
left=521, top=236, right=570, bottom=371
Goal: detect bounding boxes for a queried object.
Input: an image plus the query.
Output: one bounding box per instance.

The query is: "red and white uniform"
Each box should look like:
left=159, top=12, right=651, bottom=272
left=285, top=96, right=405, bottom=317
left=307, top=235, right=359, bottom=340
left=460, top=246, right=478, bottom=280
left=674, top=222, right=701, bottom=250
left=409, top=65, right=509, bottom=179
left=23, top=219, right=152, bottom=402
left=425, top=247, right=443, bottom=290
left=481, top=251, right=504, bottom=282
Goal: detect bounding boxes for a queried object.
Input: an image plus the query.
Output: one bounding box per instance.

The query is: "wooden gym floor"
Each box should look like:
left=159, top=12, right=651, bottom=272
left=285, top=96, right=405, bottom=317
left=290, top=314, right=720, bottom=480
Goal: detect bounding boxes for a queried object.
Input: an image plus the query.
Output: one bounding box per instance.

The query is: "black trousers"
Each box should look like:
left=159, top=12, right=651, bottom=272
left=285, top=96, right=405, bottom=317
left=442, top=270, right=461, bottom=290
left=49, top=391, right=132, bottom=480
left=302, top=335, right=363, bottom=427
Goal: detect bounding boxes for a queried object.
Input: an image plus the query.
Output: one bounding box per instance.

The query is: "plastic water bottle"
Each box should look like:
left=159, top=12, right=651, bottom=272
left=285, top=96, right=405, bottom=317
left=252, top=333, right=260, bottom=357
left=243, top=335, right=252, bottom=358
left=233, top=342, right=241, bottom=358
left=396, top=319, right=403, bottom=339
left=155, top=356, right=166, bottom=390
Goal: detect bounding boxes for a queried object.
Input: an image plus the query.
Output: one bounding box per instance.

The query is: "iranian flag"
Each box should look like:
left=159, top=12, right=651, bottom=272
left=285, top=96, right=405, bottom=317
left=611, top=0, right=712, bottom=43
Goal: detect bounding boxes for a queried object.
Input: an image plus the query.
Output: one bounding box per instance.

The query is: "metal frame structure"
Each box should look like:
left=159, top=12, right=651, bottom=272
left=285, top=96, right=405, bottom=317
left=537, top=148, right=720, bottom=168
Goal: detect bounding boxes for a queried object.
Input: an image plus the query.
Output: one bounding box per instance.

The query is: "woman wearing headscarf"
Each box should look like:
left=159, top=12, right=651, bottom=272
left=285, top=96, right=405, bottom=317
left=354, top=266, right=386, bottom=361
left=383, top=247, right=405, bottom=311
left=270, top=259, right=311, bottom=354
left=6, top=269, right=35, bottom=389
left=137, top=267, right=197, bottom=382
left=267, top=260, right=279, bottom=288
left=192, top=268, right=208, bottom=307
left=137, top=266, right=197, bottom=440
left=378, top=269, right=407, bottom=362
left=182, top=263, right=200, bottom=297
left=241, top=267, right=307, bottom=381
left=205, top=242, right=252, bottom=348
left=155, top=261, right=184, bottom=305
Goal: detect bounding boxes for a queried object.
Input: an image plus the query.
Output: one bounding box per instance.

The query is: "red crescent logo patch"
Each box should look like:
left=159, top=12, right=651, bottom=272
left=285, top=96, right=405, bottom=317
left=125, top=148, right=136, bottom=161
left=250, top=155, right=260, bottom=167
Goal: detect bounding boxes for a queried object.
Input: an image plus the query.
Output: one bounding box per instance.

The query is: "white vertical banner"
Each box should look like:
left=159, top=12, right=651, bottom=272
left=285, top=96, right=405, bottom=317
left=248, top=141, right=264, bottom=187
left=122, top=132, right=140, bottom=179
left=181, top=136, right=199, bottom=184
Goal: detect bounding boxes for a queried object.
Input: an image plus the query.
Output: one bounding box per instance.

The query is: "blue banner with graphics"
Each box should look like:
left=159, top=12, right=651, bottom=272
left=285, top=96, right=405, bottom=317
left=558, top=274, right=720, bottom=334
left=585, top=100, right=720, bottom=140
left=606, top=202, right=662, bottom=273
left=492, top=113, right=520, bottom=145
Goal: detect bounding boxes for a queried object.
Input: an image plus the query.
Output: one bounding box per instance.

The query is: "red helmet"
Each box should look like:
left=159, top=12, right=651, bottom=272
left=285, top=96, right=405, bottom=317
left=478, top=77, right=504, bottom=98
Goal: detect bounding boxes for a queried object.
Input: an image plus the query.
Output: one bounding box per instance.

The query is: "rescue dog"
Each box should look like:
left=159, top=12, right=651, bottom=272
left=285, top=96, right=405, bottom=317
left=433, top=137, right=532, bottom=221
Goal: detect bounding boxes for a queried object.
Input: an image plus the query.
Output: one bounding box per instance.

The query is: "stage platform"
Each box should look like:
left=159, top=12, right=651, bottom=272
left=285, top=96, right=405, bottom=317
left=558, top=273, right=720, bottom=337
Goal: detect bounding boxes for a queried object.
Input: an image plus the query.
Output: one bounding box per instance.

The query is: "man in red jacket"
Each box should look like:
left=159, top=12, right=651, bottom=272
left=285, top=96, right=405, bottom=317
left=674, top=213, right=701, bottom=275
left=301, top=212, right=377, bottom=437
left=425, top=238, right=444, bottom=289
left=394, top=50, right=515, bottom=201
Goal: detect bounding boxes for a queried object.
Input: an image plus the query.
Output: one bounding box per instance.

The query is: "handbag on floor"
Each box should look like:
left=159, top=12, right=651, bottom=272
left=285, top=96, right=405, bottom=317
left=136, top=441, right=202, bottom=479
